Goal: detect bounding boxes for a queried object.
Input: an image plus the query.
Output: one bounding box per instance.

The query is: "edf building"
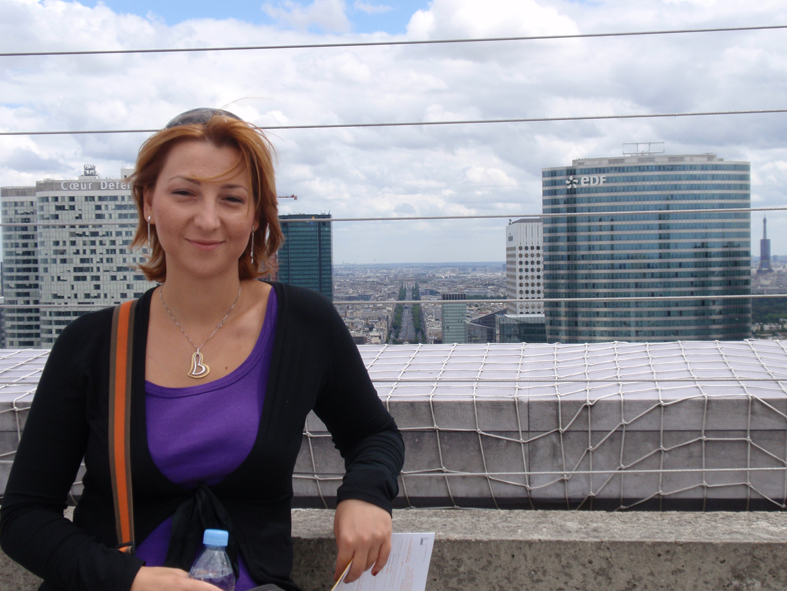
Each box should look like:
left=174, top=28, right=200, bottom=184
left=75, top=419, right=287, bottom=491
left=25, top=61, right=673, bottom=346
left=542, top=153, right=751, bottom=343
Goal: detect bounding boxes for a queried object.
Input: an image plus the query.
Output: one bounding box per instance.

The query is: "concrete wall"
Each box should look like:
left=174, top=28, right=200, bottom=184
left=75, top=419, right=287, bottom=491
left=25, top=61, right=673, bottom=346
left=2, top=341, right=787, bottom=513
left=5, top=383, right=787, bottom=510
left=294, top=394, right=787, bottom=510
left=3, top=509, right=787, bottom=590
left=297, top=341, right=787, bottom=509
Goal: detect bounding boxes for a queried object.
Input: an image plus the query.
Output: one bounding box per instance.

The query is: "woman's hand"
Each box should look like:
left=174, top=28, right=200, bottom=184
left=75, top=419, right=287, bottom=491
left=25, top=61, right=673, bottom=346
left=333, top=499, right=392, bottom=583
left=130, top=566, right=226, bottom=591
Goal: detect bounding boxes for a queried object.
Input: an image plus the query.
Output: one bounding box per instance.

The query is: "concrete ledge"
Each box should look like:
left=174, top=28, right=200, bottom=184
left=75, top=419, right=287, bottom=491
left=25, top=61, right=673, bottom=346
left=5, top=510, right=786, bottom=590
left=292, top=509, right=787, bottom=590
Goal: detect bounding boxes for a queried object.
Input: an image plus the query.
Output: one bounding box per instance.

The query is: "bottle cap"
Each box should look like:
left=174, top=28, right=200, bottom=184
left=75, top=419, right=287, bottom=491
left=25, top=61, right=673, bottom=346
left=203, top=529, right=229, bottom=547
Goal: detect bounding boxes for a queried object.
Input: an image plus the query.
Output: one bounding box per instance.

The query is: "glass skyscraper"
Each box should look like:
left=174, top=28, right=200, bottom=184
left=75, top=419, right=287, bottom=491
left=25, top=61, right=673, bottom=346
left=277, top=214, right=333, bottom=301
left=440, top=293, right=467, bottom=344
left=1, top=186, right=40, bottom=348
left=542, top=154, right=751, bottom=343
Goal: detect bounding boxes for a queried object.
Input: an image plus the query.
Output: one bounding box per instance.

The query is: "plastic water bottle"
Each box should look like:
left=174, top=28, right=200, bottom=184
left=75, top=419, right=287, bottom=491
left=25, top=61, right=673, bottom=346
left=189, top=529, right=236, bottom=591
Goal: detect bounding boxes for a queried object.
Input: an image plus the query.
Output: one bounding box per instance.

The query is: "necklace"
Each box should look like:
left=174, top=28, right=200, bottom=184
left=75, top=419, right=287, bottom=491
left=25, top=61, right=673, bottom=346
left=159, top=285, right=241, bottom=379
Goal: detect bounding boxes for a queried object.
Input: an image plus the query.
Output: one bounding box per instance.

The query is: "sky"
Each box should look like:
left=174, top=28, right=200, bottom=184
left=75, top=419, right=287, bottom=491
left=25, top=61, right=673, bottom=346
left=1, top=0, right=786, bottom=264
left=83, top=0, right=429, bottom=33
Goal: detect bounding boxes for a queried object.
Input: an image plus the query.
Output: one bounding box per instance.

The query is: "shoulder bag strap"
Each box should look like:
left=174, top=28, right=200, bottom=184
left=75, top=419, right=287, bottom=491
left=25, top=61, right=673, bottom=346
left=108, top=299, right=138, bottom=554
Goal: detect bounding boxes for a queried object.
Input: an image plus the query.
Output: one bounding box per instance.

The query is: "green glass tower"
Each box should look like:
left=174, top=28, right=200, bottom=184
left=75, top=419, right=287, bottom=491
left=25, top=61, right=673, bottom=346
left=542, top=154, right=751, bottom=342
left=277, top=214, right=333, bottom=301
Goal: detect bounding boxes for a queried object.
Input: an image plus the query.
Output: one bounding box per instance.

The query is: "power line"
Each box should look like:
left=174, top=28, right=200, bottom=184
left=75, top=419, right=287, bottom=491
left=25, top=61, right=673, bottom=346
left=0, top=294, right=781, bottom=310
left=0, top=206, right=781, bottom=229
left=2, top=108, right=786, bottom=137
left=1, top=24, right=784, bottom=58
left=279, top=206, right=782, bottom=223
left=358, top=377, right=787, bottom=383
left=324, top=466, right=787, bottom=477
left=333, top=295, right=774, bottom=304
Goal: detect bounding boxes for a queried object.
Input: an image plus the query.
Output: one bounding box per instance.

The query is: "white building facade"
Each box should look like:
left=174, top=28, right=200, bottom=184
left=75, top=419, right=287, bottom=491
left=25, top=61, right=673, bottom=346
left=505, top=218, right=544, bottom=315
left=2, top=166, right=154, bottom=347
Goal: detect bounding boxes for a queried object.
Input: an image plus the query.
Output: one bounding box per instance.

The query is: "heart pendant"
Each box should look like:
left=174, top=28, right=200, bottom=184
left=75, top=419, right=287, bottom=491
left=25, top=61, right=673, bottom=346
left=188, top=351, right=210, bottom=379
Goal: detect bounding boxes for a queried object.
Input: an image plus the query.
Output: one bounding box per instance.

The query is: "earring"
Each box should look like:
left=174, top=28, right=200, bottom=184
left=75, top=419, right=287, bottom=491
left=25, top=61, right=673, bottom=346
left=250, top=227, right=255, bottom=264
left=146, top=216, right=151, bottom=252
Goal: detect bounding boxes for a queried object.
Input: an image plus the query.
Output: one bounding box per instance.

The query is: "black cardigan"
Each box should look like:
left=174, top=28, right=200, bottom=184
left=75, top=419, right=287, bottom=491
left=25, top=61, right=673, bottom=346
left=0, top=282, right=404, bottom=591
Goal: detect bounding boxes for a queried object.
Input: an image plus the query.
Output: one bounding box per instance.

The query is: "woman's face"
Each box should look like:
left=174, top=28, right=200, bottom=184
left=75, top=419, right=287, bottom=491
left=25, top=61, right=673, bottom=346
left=144, top=140, right=255, bottom=282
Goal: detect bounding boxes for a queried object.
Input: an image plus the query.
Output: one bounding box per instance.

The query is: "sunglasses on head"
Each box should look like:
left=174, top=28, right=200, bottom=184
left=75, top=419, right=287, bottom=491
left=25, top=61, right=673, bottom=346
left=165, top=108, right=242, bottom=129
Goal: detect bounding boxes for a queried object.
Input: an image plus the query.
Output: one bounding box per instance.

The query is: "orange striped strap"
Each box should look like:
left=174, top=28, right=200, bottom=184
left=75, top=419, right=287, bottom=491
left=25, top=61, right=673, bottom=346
left=108, top=299, right=137, bottom=554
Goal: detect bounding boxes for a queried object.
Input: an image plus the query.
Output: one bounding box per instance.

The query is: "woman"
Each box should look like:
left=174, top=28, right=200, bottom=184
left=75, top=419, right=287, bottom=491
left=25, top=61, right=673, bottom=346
left=0, top=109, right=405, bottom=591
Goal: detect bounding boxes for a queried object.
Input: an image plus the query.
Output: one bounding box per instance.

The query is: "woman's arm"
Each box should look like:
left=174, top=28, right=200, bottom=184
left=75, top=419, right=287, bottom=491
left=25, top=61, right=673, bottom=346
left=0, top=315, right=144, bottom=591
left=311, top=299, right=405, bottom=583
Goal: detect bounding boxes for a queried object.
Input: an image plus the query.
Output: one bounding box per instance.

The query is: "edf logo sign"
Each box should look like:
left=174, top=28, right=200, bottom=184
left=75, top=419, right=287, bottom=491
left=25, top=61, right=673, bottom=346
left=566, top=175, right=606, bottom=188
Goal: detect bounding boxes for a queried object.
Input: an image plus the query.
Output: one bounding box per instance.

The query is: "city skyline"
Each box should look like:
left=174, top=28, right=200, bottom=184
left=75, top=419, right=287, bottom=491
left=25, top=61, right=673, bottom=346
left=1, top=162, right=782, bottom=269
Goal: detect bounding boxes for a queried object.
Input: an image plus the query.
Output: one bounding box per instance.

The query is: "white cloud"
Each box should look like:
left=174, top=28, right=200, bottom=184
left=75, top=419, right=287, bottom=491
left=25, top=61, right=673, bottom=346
left=2, top=0, right=787, bottom=262
left=464, top=166, right=518, bottom=188
left=353, top=1, right=392, bottom=15
left=407, top=0, right=578, bottom=39
left=262, top=0, right=350, bottom=32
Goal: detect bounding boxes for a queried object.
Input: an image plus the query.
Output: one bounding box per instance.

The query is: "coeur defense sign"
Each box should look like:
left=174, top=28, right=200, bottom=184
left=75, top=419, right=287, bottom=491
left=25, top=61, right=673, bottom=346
left=59, top=180, right=130, bottom=191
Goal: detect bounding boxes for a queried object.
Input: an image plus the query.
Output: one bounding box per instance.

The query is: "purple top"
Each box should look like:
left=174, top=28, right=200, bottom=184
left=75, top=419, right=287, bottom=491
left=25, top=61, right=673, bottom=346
left=136, top=290, right=278, bottom=591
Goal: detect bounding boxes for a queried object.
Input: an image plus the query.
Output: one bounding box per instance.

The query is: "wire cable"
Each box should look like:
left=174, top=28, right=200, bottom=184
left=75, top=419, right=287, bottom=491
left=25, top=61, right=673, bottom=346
left=0, top=205, right=781, bottom=229
left=1, top=294, right=781, bottom=311
left=3, top=108, right=786, bottom=136
left=1, top=24, right=785, bottom=58
left=333, top=294, right=773, bottom=304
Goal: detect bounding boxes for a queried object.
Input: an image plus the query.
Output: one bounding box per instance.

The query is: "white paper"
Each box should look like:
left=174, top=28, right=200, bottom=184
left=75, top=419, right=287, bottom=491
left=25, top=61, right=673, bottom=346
left=336, top=532, right=435, bottom=591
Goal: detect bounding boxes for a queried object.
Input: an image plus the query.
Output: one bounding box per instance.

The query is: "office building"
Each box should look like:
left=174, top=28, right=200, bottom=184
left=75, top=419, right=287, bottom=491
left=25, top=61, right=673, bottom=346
left=0, top=295, right=4, bottom=347
left=467, top=309, right=506, bottom=343
left=1, top=186, right=40, bottom=347
left=441, top=293, right=467, bottom=344
left=758, top=217, right=772, bottom=274
left=542, top=153, right=751, bottom=342
left=506, top=218, right=543, bottom=314
left=278, top=214, right=333, bottom=301
left=497, top=314, right=548, bottom=343
left=2, top=166, right=153, bottom=347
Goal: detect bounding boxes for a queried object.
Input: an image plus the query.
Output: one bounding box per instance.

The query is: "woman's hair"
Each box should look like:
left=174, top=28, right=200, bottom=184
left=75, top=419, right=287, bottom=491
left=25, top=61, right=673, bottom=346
left=129, top=110, right=282, bottom=282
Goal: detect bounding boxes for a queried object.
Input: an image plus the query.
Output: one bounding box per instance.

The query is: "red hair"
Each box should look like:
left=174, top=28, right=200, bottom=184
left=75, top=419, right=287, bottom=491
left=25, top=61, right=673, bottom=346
left=129, top=114, right=282, bottom=282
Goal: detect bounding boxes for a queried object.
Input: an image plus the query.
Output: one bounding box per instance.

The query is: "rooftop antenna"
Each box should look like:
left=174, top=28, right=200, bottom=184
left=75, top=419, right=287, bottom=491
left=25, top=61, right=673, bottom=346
left=622, top=142, right=665, bottom=156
